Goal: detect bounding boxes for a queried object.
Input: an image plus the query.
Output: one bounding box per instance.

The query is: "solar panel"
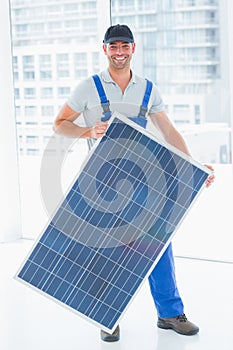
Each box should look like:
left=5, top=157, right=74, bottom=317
left=16, top=112, right=211, bottom=333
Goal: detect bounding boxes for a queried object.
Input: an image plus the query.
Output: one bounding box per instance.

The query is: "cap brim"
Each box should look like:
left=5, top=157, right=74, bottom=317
left=103, top=36, right=134, bottom=44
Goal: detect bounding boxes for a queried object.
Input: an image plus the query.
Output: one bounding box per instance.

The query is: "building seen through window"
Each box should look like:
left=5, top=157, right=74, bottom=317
left=10, top=0, right=231, bottom=164
left=8, top=0, right=232, bottom=239
left=111, top=0, right=230, bottom=163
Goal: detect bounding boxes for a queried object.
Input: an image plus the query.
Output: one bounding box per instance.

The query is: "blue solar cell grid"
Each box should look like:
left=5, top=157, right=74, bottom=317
left=16, top=113, right=210, bottom=332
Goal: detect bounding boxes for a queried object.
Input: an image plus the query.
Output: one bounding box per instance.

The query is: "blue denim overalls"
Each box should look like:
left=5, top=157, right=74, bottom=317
left=92, top=74, right=184, bottom=318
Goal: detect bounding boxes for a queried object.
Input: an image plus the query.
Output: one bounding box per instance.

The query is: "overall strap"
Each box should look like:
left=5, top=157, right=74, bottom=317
left=138, top=79, right=153, bottom=118
left=93, top=75, right=153, bottom=122
left=92, top=74, right=112, bottom=121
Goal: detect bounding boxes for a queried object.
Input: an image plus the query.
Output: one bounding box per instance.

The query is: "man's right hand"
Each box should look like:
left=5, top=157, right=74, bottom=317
left=90, top=121, right=109, bottom=138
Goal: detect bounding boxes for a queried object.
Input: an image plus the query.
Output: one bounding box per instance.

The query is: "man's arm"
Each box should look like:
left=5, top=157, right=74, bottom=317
left=53, top=103, right=108, bottom=139
left=149, top=111, right=215, bottom=187
left=149, top=111, right=191, bottom=156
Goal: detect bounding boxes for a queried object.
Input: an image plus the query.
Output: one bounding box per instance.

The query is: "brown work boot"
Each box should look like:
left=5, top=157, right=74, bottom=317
left=100, top=325, right=120, bottom=342
left=157, top=314, right=199, bottom=336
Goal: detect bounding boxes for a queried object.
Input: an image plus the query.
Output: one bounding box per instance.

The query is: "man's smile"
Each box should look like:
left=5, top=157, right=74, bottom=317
left=113, top=56, right=127, bottom=61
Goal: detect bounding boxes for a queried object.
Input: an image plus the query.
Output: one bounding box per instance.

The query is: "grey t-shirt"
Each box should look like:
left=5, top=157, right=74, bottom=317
left=67, top=69, right=165, bottom=128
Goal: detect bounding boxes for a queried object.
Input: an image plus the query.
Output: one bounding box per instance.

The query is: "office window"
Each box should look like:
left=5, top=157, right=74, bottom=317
left=173, top=104, right=190, bottom=113
left=24, top=71, right=35, bottom=80
left=25, top=121, right=38, bottom=125
left=23, top=55, right=35, bottom=80
left=112, top=0, right=135, bottom=11
left=41, top=87, right=53, bottom=99
left=207, top=65, right=218, bottom=78
left=47, top=5, right=62, bottom=14
left=81, top=1, right=96, bottom=14
left=27, top=148, right=39, bottom=155
left=41, top=105, right=54, bottom=117
left=12, top=56, right=19, bottom=81
left=26, top=135, right=38, bottom=144
left=58, top=70, right=69, bottom=78
left=57, top=53, right=69, bottom=78
left=74, top=53, right=86, bottom=66
left=65, top=20, right=79, bottom=30
left=81, top=19, right=97, bottom=31
left=13, top=56, right=18, bottom=68
left=13, top=8, right=28, bottom=20
left=23, top=55, right=34, bottom=67
left=74, top=52, right=87, bottom=79
left=138, top=0, right=157, bottom=11
left=64, top=3, right=79, bottom=12
left=25, top=106, right=37, bottom=116
left=92, top=52, right=100, bottom=73
left=14, top=88, right=20, bottom=99
left=58, top=87, right=71, bottom=98
left=207, top=11, right=217, bottom=24
left=15, top=106, right=21, bottom=117
left=8, top=0, right=232, bottom=247
left=113, top=16, right=135, bottom=27
left=24, top=88, right=36, bottom=99
left=31, top=23, right=45, bottom=34
left=75, top=69, right=88, bottom=79
left=142, top=32, right=157, bottom=49
left=13, top=71, right=19, bottom=80
left=194, top=105, right=201, bottom=124
left=140, top=15, right=157, bottom=28
left=48, top=22, right=62, bottom=32
left=39, top=55, right=51, bottom=65
left=40, top=71, right=52, bottom=80
left=57, top=53, right=69, bottom=62
left=16, top=24, right=28, bottom=35
left=206, top=28, right=218, bottom=42
left=39, top=54, right=52, bottom=80
left=144, top=50, right=156, bottom=66
left=43, top=136, right=52, bottom=144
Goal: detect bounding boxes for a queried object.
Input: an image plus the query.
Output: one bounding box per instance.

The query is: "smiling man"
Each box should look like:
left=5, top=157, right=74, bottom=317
left=103, top=25, right=135, bottom=71
left=54, top=24, right=214, bottom=342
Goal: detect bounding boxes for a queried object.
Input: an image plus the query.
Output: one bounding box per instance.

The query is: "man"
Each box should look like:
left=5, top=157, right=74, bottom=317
left=54, top=24, right=214, bottom=342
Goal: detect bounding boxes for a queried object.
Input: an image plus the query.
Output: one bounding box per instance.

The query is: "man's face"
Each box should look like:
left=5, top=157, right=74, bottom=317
left=103, top=40, right=136, bottom=70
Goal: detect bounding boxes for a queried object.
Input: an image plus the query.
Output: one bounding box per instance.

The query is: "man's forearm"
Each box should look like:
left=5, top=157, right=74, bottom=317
left=150, top=111, right=191, bottom=157
left=165, top=129, right=191, bottom=157
left=53, top=120, right=92, bottom=138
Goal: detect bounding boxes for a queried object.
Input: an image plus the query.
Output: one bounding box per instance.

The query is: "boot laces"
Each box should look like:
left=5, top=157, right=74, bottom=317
left=176, top=313, right=188, bottom=323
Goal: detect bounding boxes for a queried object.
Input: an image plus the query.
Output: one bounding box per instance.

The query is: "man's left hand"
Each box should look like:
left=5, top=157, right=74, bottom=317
left=204, top=164, right=215, bottom=188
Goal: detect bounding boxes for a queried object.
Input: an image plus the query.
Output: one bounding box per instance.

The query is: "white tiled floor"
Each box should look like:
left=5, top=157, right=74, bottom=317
left=0, top=239, right=233, bottom=350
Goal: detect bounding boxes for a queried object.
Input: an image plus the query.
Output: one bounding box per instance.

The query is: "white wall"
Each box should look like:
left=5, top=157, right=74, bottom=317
left=0, top=0, right=21, bottom=242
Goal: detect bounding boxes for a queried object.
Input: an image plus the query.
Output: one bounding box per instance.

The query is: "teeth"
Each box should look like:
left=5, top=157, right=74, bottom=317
left=115, top=57, right=125, bottom=61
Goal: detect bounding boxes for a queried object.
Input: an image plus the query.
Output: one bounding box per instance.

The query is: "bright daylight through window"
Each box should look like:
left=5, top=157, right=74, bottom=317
left=8, top=0, right=233, bottom=247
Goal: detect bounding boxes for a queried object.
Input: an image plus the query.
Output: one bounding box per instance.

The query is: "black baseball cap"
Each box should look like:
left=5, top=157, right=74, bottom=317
left=103, top=24, right=134, bottom=44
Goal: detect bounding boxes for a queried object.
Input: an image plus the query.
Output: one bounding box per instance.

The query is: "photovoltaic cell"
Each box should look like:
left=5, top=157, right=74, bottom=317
left=16, top=112, right=210, bottom=332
